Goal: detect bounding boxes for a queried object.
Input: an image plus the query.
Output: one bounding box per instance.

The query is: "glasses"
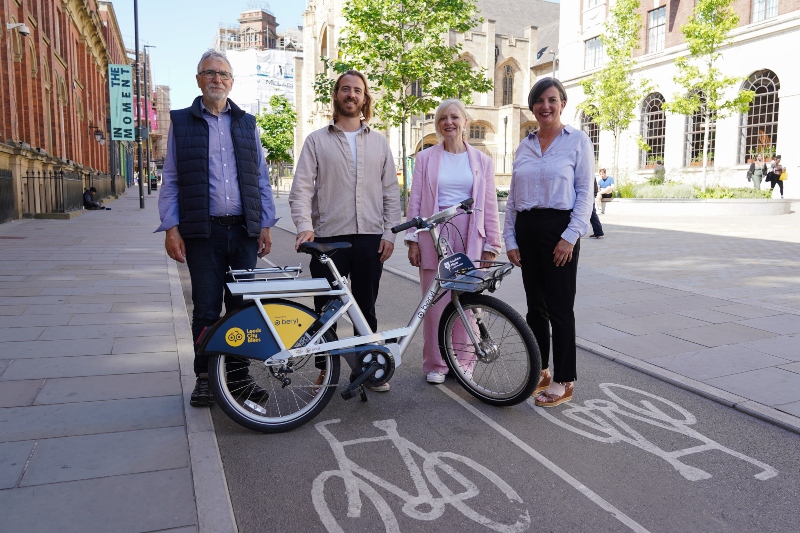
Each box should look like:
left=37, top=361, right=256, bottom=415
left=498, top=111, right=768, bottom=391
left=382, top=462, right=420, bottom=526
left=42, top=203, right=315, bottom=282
left=199, top=69, right=232, bottom=81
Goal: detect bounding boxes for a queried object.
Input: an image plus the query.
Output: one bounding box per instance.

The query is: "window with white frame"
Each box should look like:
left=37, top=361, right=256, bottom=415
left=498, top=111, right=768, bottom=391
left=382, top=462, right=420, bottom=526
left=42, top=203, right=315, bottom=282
left=684, top=91, right=717, bottom=166
left=647, top=7, right=666, bottom=54
left=584, top=37, right=603, bottom=70
left=586, top=0, right=602, bottom=8
left=640, top=93, right=666, bottom=167
left=469, top=124, right=486, bottom=140
left=739, top=69, right=780, bottom=163
left=580, top=112, right=600, bottom=164
left=752, top=0, right=778, bottom=23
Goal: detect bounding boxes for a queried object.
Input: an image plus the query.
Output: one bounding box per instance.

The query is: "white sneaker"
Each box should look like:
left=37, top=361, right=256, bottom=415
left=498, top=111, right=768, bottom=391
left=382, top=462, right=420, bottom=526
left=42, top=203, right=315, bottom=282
left=367, top=382, right=391, bottom=392
left=426, top=371, right=446, bottom=384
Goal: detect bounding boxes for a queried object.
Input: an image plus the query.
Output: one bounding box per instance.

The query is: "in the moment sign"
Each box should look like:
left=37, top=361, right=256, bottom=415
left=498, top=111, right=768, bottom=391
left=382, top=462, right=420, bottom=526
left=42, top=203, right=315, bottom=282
left=109, top=64, right=134, bottom=141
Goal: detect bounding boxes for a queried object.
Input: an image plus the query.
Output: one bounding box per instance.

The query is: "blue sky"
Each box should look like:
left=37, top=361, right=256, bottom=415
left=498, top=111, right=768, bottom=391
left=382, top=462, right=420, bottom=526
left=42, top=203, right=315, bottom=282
left=111, top=0, right=306, bottom=109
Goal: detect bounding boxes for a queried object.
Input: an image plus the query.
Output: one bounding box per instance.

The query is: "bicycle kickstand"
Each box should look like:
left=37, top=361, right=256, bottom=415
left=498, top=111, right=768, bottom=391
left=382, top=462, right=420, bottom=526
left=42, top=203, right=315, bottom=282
left=341, top=361, right=381, bottom=402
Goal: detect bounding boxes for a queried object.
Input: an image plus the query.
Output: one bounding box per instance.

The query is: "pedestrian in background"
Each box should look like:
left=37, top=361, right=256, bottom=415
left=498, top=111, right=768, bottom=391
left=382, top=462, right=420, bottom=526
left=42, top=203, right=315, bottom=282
left=589, top=178, right=604, bottom=239
left=595, top=168, right=614, bottom=214
left=749, top=154, right=766, bottom=191
left=290, top=70, right=400, bottom=392
left=157, top=49, right=277, bottom=407
left=768, top=155, right=784, bottom=198
left=405, top=99, right=502, bottom=384
left=504, top=78, right=594, bottom=407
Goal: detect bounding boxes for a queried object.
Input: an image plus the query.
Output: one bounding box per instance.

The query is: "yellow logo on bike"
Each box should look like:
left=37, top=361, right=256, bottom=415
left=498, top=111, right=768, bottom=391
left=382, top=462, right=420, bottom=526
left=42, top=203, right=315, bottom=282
left=225, top=327, right=246, bottom=347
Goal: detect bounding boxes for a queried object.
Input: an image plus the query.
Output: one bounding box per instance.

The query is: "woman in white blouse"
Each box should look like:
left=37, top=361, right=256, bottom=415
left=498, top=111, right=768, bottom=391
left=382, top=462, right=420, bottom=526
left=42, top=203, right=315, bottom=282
left=504, top=78, right=594, bottom=407
left=406, top=99, right=502, bottom=384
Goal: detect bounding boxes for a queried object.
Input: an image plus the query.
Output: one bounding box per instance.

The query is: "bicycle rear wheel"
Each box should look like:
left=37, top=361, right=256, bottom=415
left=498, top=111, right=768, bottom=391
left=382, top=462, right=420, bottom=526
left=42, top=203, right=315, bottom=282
left=438, top=294, right=540, bottom=406
left=209, top=330, right=340, bottom=433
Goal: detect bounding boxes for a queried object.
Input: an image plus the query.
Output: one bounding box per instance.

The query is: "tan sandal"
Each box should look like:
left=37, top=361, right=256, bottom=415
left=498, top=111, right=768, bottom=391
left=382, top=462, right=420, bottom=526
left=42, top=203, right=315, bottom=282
left=534, top=381, right=573, bottom=407
left=312, top=371, right=325, bottom=395
left=533, top=369, right=551, bottom=395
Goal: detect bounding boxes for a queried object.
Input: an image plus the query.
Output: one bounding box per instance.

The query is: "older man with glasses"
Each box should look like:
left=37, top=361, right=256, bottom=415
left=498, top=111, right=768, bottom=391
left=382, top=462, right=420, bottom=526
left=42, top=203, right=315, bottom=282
left=157, top=49, right=278, bottom=407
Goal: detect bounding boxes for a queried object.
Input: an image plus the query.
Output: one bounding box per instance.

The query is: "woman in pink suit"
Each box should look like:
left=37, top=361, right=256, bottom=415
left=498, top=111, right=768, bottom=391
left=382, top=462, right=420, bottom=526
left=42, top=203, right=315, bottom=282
left=405, top=99, right=502, bottom=384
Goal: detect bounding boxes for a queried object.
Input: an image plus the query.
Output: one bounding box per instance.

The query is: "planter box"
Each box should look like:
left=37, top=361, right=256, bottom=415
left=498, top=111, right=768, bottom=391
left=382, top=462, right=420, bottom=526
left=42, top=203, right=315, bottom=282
left=497, top=198, right=507, bottom=212
left=599, top=198, right=791, bottom=216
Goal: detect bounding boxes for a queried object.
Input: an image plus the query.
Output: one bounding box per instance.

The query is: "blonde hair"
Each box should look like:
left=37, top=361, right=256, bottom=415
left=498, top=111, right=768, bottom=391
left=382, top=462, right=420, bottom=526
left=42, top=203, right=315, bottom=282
left=433, top=99, right=468, bottom=140
left=332, top=70, right=373, bottom=123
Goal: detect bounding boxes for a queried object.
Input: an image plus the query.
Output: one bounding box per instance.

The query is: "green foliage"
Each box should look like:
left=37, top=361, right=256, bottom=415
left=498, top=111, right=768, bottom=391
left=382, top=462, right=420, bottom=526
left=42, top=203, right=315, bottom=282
left=496, top=188, right=509, bottom=198
left=616, top=183, right=772, bottom=199
left=312, top=0, right=493, bottom=125
left=695, top=187, right=772, bottom=199
left=615, top=181, right=639, bottom=198
left=578, top=0, right=651, bottom=139
left=255, top=95, right=297, bottom=164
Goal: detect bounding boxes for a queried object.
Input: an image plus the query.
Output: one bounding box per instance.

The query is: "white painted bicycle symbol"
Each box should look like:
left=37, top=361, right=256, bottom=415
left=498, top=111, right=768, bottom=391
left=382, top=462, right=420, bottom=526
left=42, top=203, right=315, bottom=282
left=312, top=419, right=531, bottom=533
left=532, top=383, right=778, bottom=481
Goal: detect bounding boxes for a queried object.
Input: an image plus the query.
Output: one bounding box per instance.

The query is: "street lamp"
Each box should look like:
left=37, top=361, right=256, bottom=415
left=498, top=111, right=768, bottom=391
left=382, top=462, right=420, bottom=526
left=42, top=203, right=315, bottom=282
left=144, top=44, right=156, bottom=195
left=536, top=46, right=558, bottom=79
left=133, top=0, right=144, bottom=208
left=503, top=116, right=508, bottom=173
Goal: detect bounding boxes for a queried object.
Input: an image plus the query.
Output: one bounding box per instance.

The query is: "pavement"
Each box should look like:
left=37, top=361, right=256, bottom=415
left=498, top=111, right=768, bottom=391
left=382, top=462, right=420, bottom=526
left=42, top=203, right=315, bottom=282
left=0, top=185, right=799, bottom=532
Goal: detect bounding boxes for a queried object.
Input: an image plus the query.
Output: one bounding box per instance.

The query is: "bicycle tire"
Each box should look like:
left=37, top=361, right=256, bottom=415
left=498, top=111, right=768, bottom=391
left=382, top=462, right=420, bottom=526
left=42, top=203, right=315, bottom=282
left=209, top=302, right=340, bottom=434
left=438, top=293, right=541, bottom=406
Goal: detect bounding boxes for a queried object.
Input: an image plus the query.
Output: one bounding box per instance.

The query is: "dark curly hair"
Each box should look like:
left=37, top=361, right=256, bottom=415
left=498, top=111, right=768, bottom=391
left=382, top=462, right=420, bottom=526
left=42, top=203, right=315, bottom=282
left=527, top=77, right=568, bottom=112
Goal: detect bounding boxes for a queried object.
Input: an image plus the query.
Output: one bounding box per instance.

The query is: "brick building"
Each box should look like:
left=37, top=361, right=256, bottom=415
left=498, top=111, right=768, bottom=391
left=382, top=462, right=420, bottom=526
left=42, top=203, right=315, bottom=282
left=559, top=0, right=800, bottom=196
left=215, top=5, right=279, bottom=52
left=0, top=0, right=129, bottom=222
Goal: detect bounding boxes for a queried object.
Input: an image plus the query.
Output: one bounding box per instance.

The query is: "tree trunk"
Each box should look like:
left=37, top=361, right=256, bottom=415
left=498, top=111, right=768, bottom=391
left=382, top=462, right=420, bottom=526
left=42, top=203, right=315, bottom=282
left=401, top=116, right=408, bottom=216
left=701, top=111, right=711, bottom=193
left=612, top=131, right=619, bottom=181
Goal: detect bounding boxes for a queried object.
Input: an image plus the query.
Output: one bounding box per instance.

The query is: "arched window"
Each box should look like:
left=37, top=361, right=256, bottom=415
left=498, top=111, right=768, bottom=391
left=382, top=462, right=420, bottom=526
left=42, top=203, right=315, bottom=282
left=410, top=80, right=422, bottom=98
left=502, top=65, right=513, bottom=106
left=580, top=111, right=600, bottom=164
left=640, top=93, right=666, bottom=167
left=521, top=122, right=537, bottom=138
left=739, top=70, right=779, bottom=163
left=684, top=91, right=716, bottom=166
left=469, top=124, right=486, bottom=140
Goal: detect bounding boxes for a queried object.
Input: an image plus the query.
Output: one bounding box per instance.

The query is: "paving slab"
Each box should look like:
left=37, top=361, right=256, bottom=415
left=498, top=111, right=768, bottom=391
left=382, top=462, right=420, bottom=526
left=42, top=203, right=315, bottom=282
left=575, top=323, right=634, bottom=343
left=738, top=334, right=800, bottom=361
left=599, top=332, right=707, bottom=359
left=1, top=327, right=45, bottom=341
left=0, top=359, right=10, bottom=377
left=573, top=294, right=623, bottom=309
left=775, top=401, right=800, bottom=418
left=779, top=361, right=800, bottom=374
left=0, top=288, right=44, bottom=297
left=0, top=441, right=34, bottom=489
left=0, top=395, right=184, bottom=442
left=0, top=296, right=68, bottom=305
left=0, top=338, right=114, bottom=359
left=710, top=303, right=783, bottom=319
left=1, top=352, right=179, bottom=381
left=658, top=294, right=733, bottom=310
left=0, top=468, right=196, bottom=533
left=0, top=379, right=45, bottom=407
left=736, top=314, right=800, bottom=335
left=113, top=335, right=177, bottom=354
left=599, top=299, right=681, bottom=317
left=647, top=345, right=791, bottom=381
left=22, top=303, right=112, bottom=315
left=37, top=321, right=174, bottom=341
left=673, top=307, right=743, bottom=324
left=20, top=427, right=189, bottom=486
left=667, top=322, right=778, bottom=348
left=67, top=311, right=172, bottom=326
left=110, top=301, right=174, bottom=313
left=0, top=314, right=71, bottom=328
left=706, top=367, right=800, bottom=407
left=0, top=305, right=29, bottom=315
left=573, top=307, right=631, bottom=325
left=599, top=312, right=708, bottom=336
left=34, top=371, right=180, bottom=404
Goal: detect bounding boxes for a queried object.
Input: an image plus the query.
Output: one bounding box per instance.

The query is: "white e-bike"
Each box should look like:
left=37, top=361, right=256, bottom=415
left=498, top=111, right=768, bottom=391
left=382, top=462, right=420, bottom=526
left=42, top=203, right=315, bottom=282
left=197, top=198, right=541, bottom=433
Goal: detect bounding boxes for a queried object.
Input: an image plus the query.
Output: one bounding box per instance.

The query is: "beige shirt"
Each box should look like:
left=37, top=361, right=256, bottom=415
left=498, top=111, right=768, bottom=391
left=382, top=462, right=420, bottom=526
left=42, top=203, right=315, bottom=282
left=290, top=121, right=401, bottom=242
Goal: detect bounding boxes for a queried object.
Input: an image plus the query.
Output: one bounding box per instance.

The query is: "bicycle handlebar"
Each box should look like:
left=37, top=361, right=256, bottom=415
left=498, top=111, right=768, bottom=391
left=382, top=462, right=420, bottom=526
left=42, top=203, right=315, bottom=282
left=390, top=198, right=475, bottom=234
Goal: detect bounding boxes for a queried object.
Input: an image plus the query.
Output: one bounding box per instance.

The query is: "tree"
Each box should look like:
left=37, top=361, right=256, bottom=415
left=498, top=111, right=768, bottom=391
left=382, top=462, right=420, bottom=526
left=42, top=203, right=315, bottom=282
left=313, top=0, right=493, bottom=213
left=256, top=95, right=297, bottom=197
left=663, top=0, right=755, bottom=192
left=578, top=0, right=651, bottom=180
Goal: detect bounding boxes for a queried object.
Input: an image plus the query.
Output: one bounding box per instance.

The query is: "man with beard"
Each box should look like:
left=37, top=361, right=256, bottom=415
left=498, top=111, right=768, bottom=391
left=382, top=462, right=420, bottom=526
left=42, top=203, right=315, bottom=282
left=157, top=49, right=278, bottom=407
left=290, top=70, right=401, bottom=392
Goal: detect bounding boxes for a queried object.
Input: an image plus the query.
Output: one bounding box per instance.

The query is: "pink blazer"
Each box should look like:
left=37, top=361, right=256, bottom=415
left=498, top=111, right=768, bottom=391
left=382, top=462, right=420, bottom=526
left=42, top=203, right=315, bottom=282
left=405, top=142, right=502, bottom=270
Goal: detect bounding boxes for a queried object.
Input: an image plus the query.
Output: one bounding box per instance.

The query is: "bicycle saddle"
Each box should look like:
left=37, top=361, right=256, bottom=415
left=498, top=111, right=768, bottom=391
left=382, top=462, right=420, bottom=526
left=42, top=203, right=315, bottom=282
left=297, top=241, right=352, bottom=256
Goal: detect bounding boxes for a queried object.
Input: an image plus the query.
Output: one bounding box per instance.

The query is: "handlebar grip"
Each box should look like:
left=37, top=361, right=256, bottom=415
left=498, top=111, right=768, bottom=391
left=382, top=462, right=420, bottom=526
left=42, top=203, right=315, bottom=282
left=391, top=217, right=421, bottom=234
left=460, top=198, right=475, bottom=209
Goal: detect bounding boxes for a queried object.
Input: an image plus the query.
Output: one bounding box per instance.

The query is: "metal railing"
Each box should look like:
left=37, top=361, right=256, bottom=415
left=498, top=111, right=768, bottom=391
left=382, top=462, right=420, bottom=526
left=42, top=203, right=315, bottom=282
left=89, top=173, right=112, bottom=199
left=0, top=169, right=13, bottom=223
left=21, top=170, right=83, bottom=216
left=472, top=148, right=516, bottom=175
left=111, top=174, right=126, bottom=196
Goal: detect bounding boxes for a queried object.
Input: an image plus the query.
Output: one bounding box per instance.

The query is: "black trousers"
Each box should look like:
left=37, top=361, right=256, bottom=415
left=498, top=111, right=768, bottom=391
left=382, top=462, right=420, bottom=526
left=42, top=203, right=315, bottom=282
left=515, top=209, right=580, bottom=383
left=769, top=177, right=784, bottom=196
left=309, top=234, right=384, bottom=333
left=589, top=205, right=604, bottom=237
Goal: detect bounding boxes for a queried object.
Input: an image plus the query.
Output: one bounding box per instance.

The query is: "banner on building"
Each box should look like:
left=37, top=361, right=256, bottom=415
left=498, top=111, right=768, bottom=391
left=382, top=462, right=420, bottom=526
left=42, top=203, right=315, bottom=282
left=109, top=64, right=134, bottom=141
left=227, top=49, right=301, bottom=114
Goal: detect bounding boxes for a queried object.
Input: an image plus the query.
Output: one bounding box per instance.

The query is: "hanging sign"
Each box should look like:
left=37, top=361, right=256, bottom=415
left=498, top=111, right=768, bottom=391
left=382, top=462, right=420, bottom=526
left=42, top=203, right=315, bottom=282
left=109, top=64, right=134, bottom=141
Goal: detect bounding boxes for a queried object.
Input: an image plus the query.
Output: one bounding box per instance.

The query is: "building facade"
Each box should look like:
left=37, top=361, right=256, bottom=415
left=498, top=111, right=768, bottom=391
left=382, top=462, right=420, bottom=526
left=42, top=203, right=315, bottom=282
left=294, top=0, right=559, bottom=185
left=215, top=5, right=279, bottom=52
left=559, top=0, right=800, bottom=197
left=1, top=0, right=129, bottom=222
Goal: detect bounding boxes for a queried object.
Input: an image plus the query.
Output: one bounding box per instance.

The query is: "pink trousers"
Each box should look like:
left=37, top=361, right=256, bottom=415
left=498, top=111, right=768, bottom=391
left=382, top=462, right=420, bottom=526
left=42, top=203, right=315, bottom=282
left=418, top=215, right=479, bottom=374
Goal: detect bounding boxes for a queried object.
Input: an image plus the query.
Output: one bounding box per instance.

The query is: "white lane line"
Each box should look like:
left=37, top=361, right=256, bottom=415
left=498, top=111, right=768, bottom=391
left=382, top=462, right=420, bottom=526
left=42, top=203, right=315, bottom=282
left=436, top=385, right=652, bottom=533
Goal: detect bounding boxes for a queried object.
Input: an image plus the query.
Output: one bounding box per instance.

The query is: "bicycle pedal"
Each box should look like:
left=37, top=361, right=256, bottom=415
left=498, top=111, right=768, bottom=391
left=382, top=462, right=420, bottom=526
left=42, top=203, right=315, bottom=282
left=341, top=384, right=365, bottom=401
left=360, top=388, right=368, bottom=402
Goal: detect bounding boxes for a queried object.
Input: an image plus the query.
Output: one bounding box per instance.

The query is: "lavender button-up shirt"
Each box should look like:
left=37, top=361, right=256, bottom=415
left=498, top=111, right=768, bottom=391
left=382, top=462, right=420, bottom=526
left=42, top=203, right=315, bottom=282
left=156, top=100, right=277, bottom=232
left=502, top=124, right=594, bottom=249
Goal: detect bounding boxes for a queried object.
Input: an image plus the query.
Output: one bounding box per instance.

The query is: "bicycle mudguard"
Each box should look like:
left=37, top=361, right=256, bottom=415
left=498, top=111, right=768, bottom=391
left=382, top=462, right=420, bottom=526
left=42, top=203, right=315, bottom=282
left=197, top=299, right=319, bottom=361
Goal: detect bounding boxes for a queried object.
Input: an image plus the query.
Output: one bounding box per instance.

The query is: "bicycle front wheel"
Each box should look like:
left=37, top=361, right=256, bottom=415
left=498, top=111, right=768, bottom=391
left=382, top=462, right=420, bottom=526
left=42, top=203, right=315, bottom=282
left=209, top=331, right=340, bottom=434
left=438, top=294, right=541, bottom=406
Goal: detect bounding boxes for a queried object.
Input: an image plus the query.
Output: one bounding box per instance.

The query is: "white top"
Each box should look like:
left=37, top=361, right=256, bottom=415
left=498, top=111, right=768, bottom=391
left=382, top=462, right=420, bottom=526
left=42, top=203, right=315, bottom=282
left=343, top=130, right=359, bottom=167
left=437, top=151, right=473, bottom=208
